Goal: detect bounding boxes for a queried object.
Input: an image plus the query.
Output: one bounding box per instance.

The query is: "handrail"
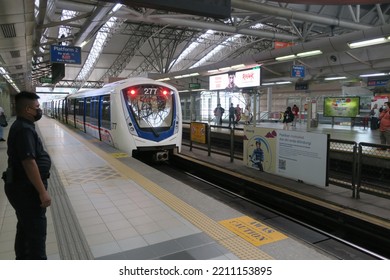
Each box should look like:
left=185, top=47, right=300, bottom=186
left=184, top=123, right=390, bottom=201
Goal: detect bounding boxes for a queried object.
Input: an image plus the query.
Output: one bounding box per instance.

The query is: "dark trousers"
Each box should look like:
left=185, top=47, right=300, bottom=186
left=229, top=114, right=235, bottom=127
left=4, top=182, right=47, bottom=260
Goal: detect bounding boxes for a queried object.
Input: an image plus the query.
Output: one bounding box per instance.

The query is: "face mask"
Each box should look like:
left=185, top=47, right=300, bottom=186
left=34, top=108, right=43, bottom=121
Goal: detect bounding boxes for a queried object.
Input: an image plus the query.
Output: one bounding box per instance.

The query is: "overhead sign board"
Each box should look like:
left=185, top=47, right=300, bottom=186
left=209, top=67, right=261, bottom=91
left=189, top=83, right=201, bottom=89
left=291, top=65, right=305, bottom=78
left=50, top=45, right=82, bottom=64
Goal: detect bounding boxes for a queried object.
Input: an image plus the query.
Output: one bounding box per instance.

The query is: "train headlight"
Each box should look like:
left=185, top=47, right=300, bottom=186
left=127, top=88, right=137, bottom=96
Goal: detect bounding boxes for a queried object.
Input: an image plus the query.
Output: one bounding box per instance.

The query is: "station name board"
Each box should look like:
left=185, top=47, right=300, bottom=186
left=50, top=45, right=82, bottom=64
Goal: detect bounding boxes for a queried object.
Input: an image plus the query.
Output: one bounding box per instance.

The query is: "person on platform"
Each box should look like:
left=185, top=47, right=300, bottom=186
left=370, top=103, right=380, bottom=130
left=292, top=104, right=299, bottom=127
left=282, top=106, right=294, bottom=130
left=213, top=104, right=225, bottom=126
left=3, top=91, right=52, bottom=259
left=378, top=101, right=390, bottom=149
left=235, top=104, right=242, bottom=124
left=228, top=103, right=235, bottom=127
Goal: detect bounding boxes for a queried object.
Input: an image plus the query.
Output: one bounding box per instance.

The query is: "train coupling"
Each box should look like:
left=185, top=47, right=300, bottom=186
left=153, top=150, right=169, bottom=162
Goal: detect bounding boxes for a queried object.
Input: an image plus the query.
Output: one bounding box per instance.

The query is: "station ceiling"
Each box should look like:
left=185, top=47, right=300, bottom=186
left=1, top=0, right=390, bottom=93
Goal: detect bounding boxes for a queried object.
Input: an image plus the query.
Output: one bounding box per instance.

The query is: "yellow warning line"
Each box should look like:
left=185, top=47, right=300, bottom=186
left=63, top=126, right=273, bottom=260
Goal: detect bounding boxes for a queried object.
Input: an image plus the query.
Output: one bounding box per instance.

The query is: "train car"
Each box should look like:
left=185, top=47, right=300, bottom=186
left=52, top=77, right=182, bottom=161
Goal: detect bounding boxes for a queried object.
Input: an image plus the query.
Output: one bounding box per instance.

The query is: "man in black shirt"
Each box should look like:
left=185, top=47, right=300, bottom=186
left=3, top=91, right=51, bottom=260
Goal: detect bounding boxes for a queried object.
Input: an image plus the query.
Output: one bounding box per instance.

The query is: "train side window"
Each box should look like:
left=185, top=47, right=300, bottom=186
left=101, top=95, right=111, bottom=129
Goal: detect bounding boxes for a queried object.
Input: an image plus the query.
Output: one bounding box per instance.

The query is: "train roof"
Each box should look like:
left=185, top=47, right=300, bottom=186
left=66, top=77, right=177, bottom=99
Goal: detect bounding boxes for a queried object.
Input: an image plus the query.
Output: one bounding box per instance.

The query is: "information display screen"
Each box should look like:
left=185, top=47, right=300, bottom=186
left=323, top=96, right=360, bottom=117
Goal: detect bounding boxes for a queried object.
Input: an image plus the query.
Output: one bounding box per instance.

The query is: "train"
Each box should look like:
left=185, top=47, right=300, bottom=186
left=43, top=77, right=182, bottom=161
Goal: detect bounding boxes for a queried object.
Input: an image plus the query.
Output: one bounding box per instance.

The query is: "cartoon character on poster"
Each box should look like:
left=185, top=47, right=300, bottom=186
left=248, top=134, right=274, bottom=172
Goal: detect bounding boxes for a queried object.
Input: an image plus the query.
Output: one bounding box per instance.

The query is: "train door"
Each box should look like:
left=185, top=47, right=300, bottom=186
left=74, top=98, right=85, bottom=131
left=99, top=95, right=112, bottom=144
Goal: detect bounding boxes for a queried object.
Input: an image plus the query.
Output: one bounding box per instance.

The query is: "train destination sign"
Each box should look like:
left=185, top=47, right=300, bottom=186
left=50, top=45, right=82, bottom=64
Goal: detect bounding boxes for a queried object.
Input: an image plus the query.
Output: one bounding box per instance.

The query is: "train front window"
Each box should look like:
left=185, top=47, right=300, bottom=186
left=123, top=85, right=173, bottom=129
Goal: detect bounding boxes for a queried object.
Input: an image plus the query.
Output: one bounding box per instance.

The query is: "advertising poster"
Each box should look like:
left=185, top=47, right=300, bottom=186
left=244, top=127, right=277, bottom=174
left=276, top=130, right=328, bottom=187
left=323, top=96, right=360, bottom=117
left=209, top=68, right=261, bottom=90
left=244, top=127, right=328, bottom=187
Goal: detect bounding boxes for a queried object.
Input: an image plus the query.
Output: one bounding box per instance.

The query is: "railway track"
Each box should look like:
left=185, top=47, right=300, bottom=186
left=139, top=154, right=388, bottom=260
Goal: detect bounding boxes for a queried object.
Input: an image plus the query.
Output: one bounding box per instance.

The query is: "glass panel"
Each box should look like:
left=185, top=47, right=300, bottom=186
left=101, top=95, right=111, bottom=129
left=122, top=85, right=173, bottom=129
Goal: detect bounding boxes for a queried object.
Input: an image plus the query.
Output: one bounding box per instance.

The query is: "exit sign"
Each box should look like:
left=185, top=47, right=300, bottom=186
left=40, top=77, right=52, bottom=84
left=189, top=83, right=201, bottom=89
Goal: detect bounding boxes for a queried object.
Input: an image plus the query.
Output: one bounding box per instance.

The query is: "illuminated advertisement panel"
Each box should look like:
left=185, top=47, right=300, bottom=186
left=323, top=96, right=360, bottom=117
left=209, top=67, right=261, bottom=90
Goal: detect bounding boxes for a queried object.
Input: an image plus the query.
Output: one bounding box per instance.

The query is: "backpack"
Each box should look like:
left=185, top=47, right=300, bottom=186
left=370, top=109, right=375, bottom=116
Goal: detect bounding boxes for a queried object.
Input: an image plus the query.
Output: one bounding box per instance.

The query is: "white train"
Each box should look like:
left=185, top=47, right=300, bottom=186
left=46, top=77, right=182, bottom=161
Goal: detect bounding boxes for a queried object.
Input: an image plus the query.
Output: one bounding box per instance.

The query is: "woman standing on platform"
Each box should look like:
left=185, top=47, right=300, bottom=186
left=282, top=106, right=294, bottom=130
left=378, top=101, right=390, bottom=149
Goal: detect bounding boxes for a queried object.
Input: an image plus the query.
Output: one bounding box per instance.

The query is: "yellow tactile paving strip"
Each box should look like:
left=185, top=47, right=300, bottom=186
left=62, top=129, right=273, bottom=260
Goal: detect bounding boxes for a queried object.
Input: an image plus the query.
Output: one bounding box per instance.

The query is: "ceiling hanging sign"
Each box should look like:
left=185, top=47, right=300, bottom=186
left=50, top=45, right=82, bottom=64
left=291, top=65, right=305, bottom=78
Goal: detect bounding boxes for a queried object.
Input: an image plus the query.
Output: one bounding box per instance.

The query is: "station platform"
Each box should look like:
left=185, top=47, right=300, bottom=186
left=0, top=117, right=341, bottom=260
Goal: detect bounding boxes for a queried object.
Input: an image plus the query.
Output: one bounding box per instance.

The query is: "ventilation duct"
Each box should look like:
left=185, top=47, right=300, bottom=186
left=10, top=50, right=21, bottom=58
left=0, top=24, right=17, bottom=38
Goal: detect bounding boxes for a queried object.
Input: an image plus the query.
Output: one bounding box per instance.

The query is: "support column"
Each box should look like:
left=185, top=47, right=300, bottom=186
left=267, top=87, right=272, bottom=120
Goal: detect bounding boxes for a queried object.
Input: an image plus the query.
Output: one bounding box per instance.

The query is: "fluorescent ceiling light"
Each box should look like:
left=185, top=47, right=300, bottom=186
left=189, top=72, right=199, bottom=76
left=348, top=37, right=388, bottom=49
left=276, top=81, right=292, bottom=85
left=324, top=76, right=347, bottom=81
left=218, top=67, right=231, bottom=71
left=231, top=64, right=245, bottom=69
left=359, top=73, right=389, bottom=77
left=208, top=69, right=218, bottom=73
left=174, top=75, right=183, bottom=79
left=275, top=54, right=296, bottom=61
left=262, top=82, right=275, bottom=86
left=156, top=78, right=170, bottom=81
left=296, top=50, right=323, bottom=58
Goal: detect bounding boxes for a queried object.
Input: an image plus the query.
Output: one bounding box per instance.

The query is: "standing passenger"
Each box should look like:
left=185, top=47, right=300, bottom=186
left=282, top=106, right=294, bottom=130
left=213, top=104, right=224, bottom=126
left=378, top=101, right=390, bottom=149
left=3, top=91, right=52, bottom=259
left=228, top=103, right=235, bottom=127
left=370, top=104, right=380, bottom=130
left=235, top=104, right=242, bottom=124
left=292, top=104, right=299, bottom=127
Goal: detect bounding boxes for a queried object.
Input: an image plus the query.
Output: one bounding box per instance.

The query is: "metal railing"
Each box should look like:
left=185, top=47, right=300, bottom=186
left=183, top=122, right=390, bottom=200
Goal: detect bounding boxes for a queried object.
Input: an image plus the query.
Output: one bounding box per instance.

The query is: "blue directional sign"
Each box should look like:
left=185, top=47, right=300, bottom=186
left=50, top=45, right=81, bottom=64
left=291, top=65, right=305, bottom=78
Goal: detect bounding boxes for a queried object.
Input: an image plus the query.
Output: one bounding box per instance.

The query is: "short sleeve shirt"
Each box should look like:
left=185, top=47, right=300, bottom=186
left=7, top=117, right=51, bottom=182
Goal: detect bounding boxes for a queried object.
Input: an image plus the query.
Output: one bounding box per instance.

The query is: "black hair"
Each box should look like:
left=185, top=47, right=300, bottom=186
left=15, top=91, right=40, bottom=102
left=15, top=91, right=40, bottom=113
